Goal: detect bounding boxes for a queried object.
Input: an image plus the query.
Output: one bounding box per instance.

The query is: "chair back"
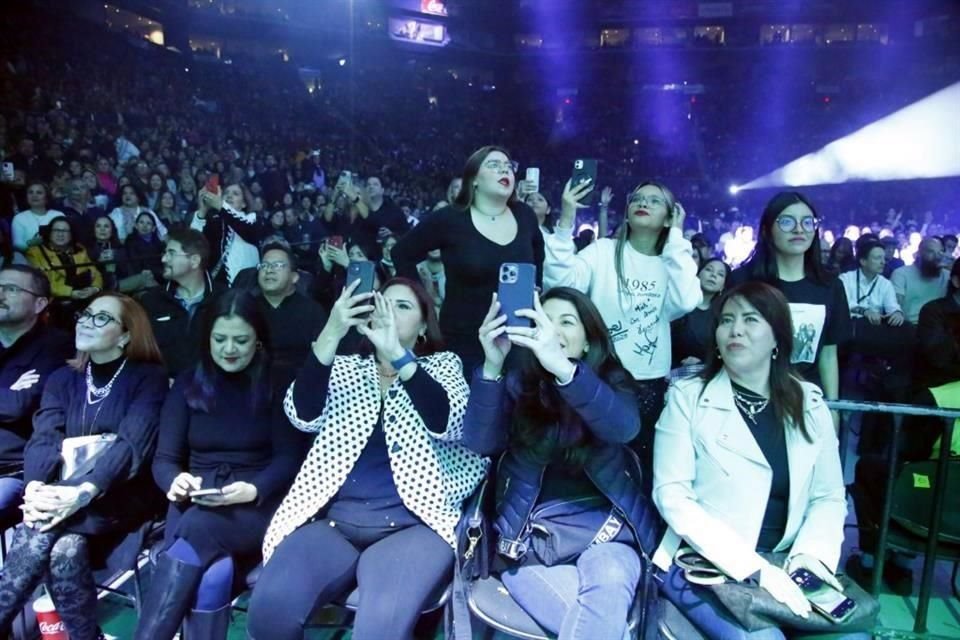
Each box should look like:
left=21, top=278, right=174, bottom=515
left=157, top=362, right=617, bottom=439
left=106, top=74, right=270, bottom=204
left=891, top=459, right=960, bottom=544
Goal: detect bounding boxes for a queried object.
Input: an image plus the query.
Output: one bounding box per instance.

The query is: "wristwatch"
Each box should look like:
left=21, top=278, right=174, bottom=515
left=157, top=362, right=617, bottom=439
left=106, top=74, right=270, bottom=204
left=390, top=350, right=417, bottom=371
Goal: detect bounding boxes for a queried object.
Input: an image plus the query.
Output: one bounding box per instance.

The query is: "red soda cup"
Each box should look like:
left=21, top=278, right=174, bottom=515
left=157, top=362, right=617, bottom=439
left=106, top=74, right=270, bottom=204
left=33, top=593, right=69, bottom=640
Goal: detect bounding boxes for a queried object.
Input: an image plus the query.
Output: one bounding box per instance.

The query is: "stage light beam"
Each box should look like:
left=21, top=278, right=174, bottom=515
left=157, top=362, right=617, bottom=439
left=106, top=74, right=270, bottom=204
left=737, top=82, right=960, bottom=190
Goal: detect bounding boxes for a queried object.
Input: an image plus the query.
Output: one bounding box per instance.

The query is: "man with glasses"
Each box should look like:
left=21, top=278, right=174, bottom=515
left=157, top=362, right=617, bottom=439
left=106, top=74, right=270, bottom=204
left=140, top=229, right=225, bottom=376
left=255, top=243, right=327, bottom=382
left=0, top=265, right=72, bottom=523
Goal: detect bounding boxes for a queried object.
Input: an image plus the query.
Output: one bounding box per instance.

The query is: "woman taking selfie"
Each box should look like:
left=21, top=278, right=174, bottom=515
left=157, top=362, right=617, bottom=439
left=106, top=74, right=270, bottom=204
left=0, top=293, right=167, bottom=640
left=653, top=282, right=856, bottom=639
left=135, top=290, right=304, bottom=640
left=545, top=179, right=701, bottom=477
left=393, top=145, right=544, bottom=373
left=246, top=278, right=485, bottom=640
left=462, top=287, right=657, bottom=640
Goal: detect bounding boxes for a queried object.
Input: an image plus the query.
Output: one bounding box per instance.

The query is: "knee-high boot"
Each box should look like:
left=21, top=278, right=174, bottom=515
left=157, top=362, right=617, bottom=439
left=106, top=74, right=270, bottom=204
left=183, top=604, right=231, bottom=640
left=134, top=553, right=203, bottom=640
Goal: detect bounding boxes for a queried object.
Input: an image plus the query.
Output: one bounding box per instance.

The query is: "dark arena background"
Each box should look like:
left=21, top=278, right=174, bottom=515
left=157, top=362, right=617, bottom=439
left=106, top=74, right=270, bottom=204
left=0, top=1, right=959, bottom=639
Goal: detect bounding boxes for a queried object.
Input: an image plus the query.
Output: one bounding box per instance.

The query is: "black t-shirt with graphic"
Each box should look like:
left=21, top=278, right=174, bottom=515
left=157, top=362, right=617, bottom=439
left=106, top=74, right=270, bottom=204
left=730, top=270, right=851, bottom=388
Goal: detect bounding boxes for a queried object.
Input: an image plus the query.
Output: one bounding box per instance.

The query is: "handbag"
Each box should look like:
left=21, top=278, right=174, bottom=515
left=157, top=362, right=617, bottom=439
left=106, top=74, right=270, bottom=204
left=60, top=434, right=116, bottom=481
left=526, top=496, right=634, bottom=566
left=681, top=549, right=879, bottom=633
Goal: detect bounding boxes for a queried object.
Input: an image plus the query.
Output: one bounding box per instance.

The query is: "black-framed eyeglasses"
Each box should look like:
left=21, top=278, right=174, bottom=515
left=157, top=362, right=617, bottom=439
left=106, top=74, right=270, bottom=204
left=775, top=215, right=818, bottom=233
left=75, top=309, right=121, bottom=329
left=257, top=261, right=289, bottom=271
left=0, top=283, right=43, bottom=297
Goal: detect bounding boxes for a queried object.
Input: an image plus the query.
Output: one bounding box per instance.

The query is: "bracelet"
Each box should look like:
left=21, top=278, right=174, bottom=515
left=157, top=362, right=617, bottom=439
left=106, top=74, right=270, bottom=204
left=390, top=349, right=417, bottom=371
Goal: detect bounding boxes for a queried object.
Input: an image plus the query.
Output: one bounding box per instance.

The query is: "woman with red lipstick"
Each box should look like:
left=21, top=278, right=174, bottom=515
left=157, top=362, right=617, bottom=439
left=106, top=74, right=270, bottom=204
left=729, top=192, right=851, bottom=426
left=544, top=180, right=701, bottom=482
left=393, top=145, right=544, bottom=374
left=653, top=282, right=859, bottom=640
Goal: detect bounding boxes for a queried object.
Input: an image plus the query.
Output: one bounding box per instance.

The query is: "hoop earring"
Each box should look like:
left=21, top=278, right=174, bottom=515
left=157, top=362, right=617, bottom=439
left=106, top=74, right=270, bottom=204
left=771, top=346, right=779, bottom=360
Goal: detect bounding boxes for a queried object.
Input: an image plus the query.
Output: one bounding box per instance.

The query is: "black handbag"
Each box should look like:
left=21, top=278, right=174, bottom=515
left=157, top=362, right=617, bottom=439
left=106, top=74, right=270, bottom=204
left=705, top=552, right=880, bottom=633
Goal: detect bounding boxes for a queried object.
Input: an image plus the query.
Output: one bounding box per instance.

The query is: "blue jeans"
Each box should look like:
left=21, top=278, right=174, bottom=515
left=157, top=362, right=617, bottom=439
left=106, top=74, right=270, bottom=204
left=660, top=565, right=871, bottom=640
left=501, top=542, right=641, bottom=640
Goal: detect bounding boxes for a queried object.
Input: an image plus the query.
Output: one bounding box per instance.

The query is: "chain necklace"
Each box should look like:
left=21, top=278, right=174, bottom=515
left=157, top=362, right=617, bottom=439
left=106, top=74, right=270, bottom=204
left=732, top=385, right=769, bottom=426
left=472, top=205, right=508, bottom=222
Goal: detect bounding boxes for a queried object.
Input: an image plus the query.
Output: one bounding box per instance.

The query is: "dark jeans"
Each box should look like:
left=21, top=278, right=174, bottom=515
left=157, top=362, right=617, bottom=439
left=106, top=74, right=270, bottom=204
left=633, top=377, right=669, bottom=494
left=246, top=519, right=452, bottom=640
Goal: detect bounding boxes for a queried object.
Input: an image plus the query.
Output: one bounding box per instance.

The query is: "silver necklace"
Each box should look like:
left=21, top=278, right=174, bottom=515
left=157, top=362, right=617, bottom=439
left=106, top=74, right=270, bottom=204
left=85, top=358, right=128, bottom=404
left=82, top=359, right=127, bottom=435
left=472, top=205, right=507, bottom=222
left=733, top=387, right=769, bottom=425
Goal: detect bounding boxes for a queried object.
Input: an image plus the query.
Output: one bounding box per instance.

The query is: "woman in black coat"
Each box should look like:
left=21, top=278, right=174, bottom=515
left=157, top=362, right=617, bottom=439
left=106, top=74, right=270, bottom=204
left=134, top=290, right=305, bottom=640
left=0, top=293, right=168, bottom=640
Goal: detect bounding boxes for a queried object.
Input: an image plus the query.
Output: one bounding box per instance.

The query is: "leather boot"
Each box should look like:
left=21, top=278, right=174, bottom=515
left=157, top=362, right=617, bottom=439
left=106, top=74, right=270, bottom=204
left=183, top=604, right=231, bottom=640
left=134, top=553, right=204, bottom=640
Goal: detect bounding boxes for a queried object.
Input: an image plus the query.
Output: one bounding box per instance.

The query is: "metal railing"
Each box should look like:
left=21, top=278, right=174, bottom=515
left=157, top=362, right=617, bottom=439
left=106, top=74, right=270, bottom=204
left=827, top=399, right=960, bottom=634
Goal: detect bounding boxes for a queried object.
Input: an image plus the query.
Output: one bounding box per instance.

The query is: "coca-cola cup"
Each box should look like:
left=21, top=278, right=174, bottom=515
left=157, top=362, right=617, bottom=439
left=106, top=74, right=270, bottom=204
left=33, top=594, right=69, bottom=640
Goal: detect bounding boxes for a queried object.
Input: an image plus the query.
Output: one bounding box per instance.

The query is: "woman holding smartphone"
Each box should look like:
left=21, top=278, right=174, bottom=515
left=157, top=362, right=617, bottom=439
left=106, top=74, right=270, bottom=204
left=653, top=282, right=858, bottom=639
left=247, top=277, right=485, bottom=640
left=546, top=179, right=701, bottom=480
left=393, top=145, right=544, bottom=374
left=135, top=290, right=305, bottom=640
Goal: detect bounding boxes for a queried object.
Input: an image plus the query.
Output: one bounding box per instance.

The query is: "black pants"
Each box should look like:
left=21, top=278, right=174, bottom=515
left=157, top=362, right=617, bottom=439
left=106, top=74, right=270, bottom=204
left=632, top=377, right=669, bottom=495
left=247, top=520, right=452, bottom=640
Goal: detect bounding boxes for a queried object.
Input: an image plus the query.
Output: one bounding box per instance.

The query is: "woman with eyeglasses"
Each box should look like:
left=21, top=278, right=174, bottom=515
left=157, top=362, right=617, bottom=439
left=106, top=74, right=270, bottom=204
left=135, top=290, right=305, bottom=640
left=26, top=217, right=103, bottom=303
left=545, top=180, right=702, bottom=485
left=0, top=293, right=167, bottom=640
left=729, top=192, right=851, bottom=425
left=393, top=145, right=544, bottom=374
left=653, top=281, right=857, bottom=640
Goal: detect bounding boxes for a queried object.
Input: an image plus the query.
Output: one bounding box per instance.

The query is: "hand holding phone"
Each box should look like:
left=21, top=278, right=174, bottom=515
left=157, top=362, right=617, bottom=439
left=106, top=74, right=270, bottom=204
left=790, top=568, right=857, bottom=623
left=570, top=159, right=598, bottom=205
left=205, top=174, right=220, bottom=193
left=497, top=263, right=536, bottom=328
left=347, top=260, right=376, bottom=299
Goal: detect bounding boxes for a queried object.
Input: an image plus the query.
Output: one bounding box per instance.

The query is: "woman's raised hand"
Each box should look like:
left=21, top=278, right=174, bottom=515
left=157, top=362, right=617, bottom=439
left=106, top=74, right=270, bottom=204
left=478, top=294, right=511, bottom=379
left=559, top=178, right=594, bottom=227
left=322, top=279, right=375, bottom=341
left=506, top=294, right=576, bottom=383
left=357, top=292, right=403, bottom=360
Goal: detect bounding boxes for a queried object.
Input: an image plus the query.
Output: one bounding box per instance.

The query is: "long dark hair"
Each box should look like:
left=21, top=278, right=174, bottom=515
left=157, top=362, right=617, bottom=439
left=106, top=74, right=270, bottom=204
left=741, top=191, right=827, bottom=285
left=185, top=289, right=272, bottom=412
left=700, top=281, right=810, bottom=440
left=512, top=287, right=635, bottom=467
left=452, top=145, right=519, bottom=211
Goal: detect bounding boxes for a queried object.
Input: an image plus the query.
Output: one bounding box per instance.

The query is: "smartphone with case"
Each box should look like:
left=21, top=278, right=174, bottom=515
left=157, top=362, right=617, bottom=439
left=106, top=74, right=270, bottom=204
left=571, top=159, right=598, bottom=205
left=525, top=167, right=540, bottom=194
left=497, top=263, right=536, bottom=328
left=790, top=568, right=857, bottom=623
left=205, top=174, right=220, bottom=193
left=347, top=260, right=376, bottom=298
left=327, top=235, right=344, bottom=249
left=1, top=162, right=13, bottom=182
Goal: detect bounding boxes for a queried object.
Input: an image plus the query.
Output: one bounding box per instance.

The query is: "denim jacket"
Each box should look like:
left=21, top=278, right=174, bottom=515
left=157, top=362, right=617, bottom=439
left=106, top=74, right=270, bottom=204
left=462, top=365, right=664, bottom=561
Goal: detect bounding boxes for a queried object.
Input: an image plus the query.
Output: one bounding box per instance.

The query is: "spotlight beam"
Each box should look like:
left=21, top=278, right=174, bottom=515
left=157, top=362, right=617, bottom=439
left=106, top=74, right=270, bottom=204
left=738, top=82, right=960, bottom=190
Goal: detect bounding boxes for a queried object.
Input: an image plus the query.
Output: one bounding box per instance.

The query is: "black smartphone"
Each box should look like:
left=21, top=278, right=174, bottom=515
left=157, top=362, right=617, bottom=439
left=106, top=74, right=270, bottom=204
left=497, top=263, right=536, bottom=328
left=347, top=260, right=376, bottom=298
left=571, top=158, right=598, bottom=205
left=790, top=568, right=857, bottom=623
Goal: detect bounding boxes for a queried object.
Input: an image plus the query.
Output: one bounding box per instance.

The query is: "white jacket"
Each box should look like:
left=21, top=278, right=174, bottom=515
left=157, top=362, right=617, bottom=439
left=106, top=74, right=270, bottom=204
left=262, top=352, right=489, bottom=561
left=652, top=370, right=846, bottom=581
left=543, top=226, right=701, bottom=380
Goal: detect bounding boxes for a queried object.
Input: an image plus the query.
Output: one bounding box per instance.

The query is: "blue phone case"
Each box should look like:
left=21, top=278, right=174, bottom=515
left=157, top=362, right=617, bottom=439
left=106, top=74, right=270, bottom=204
left=498, top=263, right=536, bottom=328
